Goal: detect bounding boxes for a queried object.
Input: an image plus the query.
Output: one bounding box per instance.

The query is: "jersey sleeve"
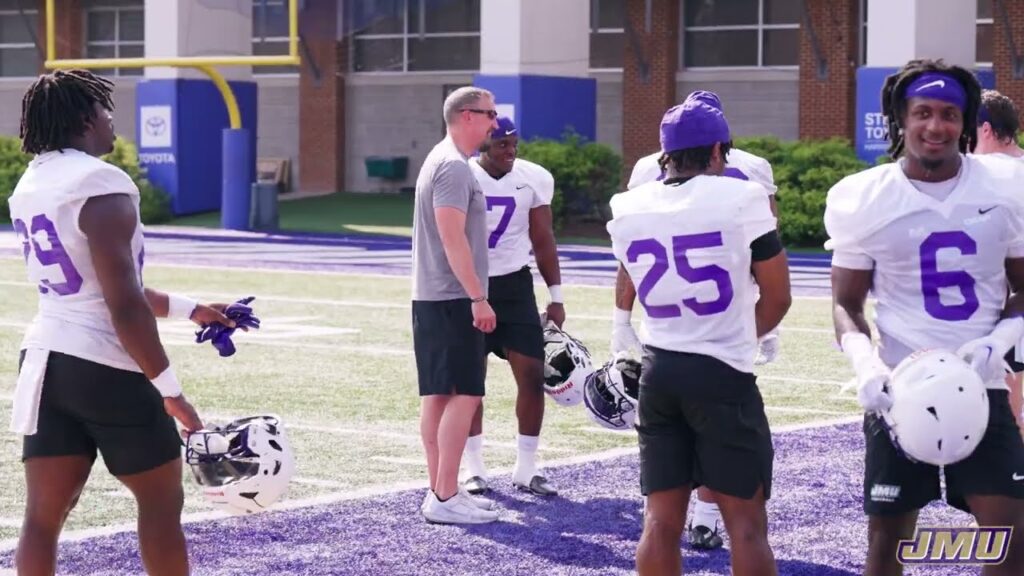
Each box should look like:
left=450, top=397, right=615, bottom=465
left=528, top=164, right=555, bottom=208
left=432, top=159, right=474, bottom=211
left=746, top=155, right=778, bottom=196
left=627, top=154, right=661, bottom=190
left=74, top=164, right=140, bottom=202
left=824, top=174, right=875, bottom=265
left=737, top=185, right=777, bottom=246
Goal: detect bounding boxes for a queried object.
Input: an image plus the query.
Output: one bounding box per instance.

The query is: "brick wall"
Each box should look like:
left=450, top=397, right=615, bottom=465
left=299, top=1, right=345, bottom=193
left=621, top=0, right=678, bottom=181
left=993, top=0, right=1024, bottom=117
left=38, top=0, right=83, bottom=65
left=798, top=0, right=859, bottom=140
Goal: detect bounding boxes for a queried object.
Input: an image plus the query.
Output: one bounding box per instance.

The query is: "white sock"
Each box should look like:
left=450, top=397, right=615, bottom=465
left=692, top=495, right=722, bottom=530
left=513, top=434, right=539, bottom=483
left=464, top=434, right=487, bottom=479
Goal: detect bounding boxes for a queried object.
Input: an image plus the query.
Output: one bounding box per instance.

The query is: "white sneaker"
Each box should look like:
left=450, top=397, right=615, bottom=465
left=458, top=486, right=496, bottom=510
left=422, top=491, right=499, bottom=524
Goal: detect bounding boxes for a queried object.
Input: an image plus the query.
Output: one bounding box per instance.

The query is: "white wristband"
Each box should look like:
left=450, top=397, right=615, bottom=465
left=548, top=284, right=563, bottom=304
left=613, top=307, right=632, bottom=326
left=167, top=293, right=197, bottom=321
left=151, top=366, right=183, bottom=397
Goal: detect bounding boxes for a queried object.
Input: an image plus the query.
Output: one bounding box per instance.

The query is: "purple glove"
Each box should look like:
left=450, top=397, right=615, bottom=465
left=195, top=296, right=260, bottom=357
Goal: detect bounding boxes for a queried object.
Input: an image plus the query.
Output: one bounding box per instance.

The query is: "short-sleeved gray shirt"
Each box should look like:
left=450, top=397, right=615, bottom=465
left=411, top=136, right=489, bottom=301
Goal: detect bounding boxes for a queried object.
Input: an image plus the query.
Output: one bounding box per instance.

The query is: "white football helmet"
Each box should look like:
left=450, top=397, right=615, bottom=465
left=882, top=349, right=989, bottom=466
left=542, top=322, right=594, bottom=407
left=186, top=414, right=295, bottom=515
left=584, top=354, right=641, bottom=431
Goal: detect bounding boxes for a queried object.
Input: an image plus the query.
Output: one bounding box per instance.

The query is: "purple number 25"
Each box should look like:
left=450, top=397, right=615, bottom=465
left=13, top=214, right=83, bottom=296
left=627, top=232, right=734, bottom=318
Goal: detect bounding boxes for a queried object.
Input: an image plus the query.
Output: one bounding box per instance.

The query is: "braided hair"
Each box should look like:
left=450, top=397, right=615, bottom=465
left=658, top=141, right=733, bottom=175
left=20, top=69, right=115, bottom=154
left=880, top=59, right=982, bottom=160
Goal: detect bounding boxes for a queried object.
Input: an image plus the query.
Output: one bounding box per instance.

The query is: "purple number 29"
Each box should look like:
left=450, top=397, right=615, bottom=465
left=627, top=232, right=733, bottom=318
left=486, top=196, right=516, bottom=249
left=920, top=230, right=979, bottom=321
left=13, top=214, right=84, bottom=296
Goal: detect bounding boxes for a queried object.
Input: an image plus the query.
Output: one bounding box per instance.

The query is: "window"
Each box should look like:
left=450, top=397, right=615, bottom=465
left=590, top=0, right=624, bottom=70
left=681, top=0, right=801, bottom=68
left=977, top=0, right=993, bottom=66
left=84, top=0, right=144, bottom=77
left=350, top=0, right=480, bottom=73
left=253, top=0, right=298, bottom=75
left=0, top=0, right=39, bottom=78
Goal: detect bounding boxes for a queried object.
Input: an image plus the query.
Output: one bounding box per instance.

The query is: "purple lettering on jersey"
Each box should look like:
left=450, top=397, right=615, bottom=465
left=673, top=232, right=734, bottom=315
left=486, top=196, right=516, bottom=249
left=628, top=239, right=681, bottom=318
left=627, top=233, right=734, bottom=319
left=920, top=231, right=979, bottom=321
left=12, top=219, right=29, bottom=262
left=15, top=214, right=84, bottom=296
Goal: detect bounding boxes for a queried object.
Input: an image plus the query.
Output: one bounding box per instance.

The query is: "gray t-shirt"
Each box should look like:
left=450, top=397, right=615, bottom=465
left=412, top=136, right=489, bottom=301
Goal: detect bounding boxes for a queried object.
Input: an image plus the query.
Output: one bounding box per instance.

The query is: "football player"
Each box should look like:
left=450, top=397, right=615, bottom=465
left=974, top=88, right=1024, bottom=436
left=463, top=116, right=564, bottom=496
left=9, top=70, right=237, bottom=575
left=608, top=96, right=791, bottom=576
left=617, top=90, right=781, bottom=550
left=827, top=59, right=1024, bottom=576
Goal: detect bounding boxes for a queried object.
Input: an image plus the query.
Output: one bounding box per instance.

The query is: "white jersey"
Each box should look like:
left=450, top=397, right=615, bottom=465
left=470, top=158, right=555, bottom=277
left=825, top=155, right=1024, bottom=387
left=607, top=176, right=777, bottom=373
left=8, top=149, right=145, bottom=372
left=627, top=147, right=777, bottom=195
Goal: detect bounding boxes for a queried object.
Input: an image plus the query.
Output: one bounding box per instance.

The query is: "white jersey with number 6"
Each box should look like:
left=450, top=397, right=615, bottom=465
left=8, top=149, right=146, bottom=372
left=607, top=176, right=776, bottom=373
left=825, top=155, right=1024, bottom=386
left=470, top=158, right=555, bottom=277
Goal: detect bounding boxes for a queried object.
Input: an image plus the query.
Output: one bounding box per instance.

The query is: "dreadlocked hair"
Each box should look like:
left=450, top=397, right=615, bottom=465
left=20, top=69, right=115, bottom=155
left=879, top=58, right=982, bottom=160
left=658, top=141, right=733, bottom=174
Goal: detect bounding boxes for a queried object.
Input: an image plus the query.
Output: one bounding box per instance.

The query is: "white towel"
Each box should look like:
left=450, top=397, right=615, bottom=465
left=10, top=348, right=49, bottom=435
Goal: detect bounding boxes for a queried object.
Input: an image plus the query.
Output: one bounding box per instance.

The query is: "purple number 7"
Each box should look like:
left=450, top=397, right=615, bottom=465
left=627, top=232, right=733, bottom=318
left=14, top=214, right=84, bottom=296
left=486, top=196, right=516, bottom=249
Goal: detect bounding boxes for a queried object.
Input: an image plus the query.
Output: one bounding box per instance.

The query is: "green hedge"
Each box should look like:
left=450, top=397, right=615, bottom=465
left=735, top=136, right=869, bottom=247
left=0, top=136, right=171, bottom=224
left=518, top=132, right=623, bottom=230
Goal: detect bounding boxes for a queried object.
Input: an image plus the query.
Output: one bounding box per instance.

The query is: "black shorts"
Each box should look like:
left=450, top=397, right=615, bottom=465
left=864, top=390, right=1024, bottom=515
left=412, top=299, right=486, bottom=396
left=636, top=346, right=773, bottom=500
left=1005, top=349, right=1024, bottom=374
left=20, top=351, right=182, bottom=477
left=484, top=267, right=544, bottom=361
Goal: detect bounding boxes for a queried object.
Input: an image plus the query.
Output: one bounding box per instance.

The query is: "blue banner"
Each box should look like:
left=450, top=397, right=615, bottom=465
left=472, top=74, right=596, bottom=143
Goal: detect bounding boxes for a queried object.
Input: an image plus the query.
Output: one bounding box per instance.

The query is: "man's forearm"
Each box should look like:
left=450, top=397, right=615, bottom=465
left=442, top=235, right=485, bottom=299
left=615, top=265, right=637, bottom=311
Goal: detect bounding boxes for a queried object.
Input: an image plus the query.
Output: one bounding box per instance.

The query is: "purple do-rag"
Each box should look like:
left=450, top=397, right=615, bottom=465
left=491, top=116, right=517, bottom=139
left=684, top=90, right=723, bottom=111
left=195, top=296, right=261, bottom=357
left=904, top=72, right=968, bottom=112
left=660, top=99, right=731, bottom=154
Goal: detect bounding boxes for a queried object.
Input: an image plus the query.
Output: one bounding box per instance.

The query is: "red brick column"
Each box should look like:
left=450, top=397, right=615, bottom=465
left=299, top=1, right=345, bottom=193
left=38, top=0, right=83, bottom=67
left=621, top=0, right=679, bottom=181
left=798, top=0, right=859, bottom=140
left=993, top=0, right=1024, bottom=114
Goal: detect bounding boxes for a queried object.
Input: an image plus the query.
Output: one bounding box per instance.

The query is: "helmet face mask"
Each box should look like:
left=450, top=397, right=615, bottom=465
left=583, top=356, right=641, bottom=431
left=542, top=323, right=594, bottom=407
left=882, top=349, right=990, bottom=467
left=185, top=414, right=295, bottom=515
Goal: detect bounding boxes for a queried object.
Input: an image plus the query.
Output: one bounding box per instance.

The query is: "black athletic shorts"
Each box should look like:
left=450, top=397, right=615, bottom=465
left=864, top=390, right=1024, bottom=515
left=1005, top=349, right=1024, bottom=374
left=636, top=346, right=773, bottom=500
left=20, top=351, right=182, bottom=477
left=484, top=266, right=545, bottom=361
left=412, top=298, right=486, bottom=396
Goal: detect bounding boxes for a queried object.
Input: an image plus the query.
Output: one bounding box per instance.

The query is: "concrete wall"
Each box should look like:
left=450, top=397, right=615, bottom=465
left=678, top=69, right=801, bottom=141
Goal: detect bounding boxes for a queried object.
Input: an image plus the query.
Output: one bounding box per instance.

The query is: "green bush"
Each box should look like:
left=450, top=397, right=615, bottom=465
left=518, top=132, right=623, bottom=230
left=0, top=136, right=172, bottom=224
left=735, top=136, right=868, bottom=248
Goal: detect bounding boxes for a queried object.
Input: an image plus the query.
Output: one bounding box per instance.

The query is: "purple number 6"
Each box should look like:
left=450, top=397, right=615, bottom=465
left=14, top=214, right=84, bottom=296
left=486, top=196, right=516, bottom=249
left=628, top=232, right=733, bottom=318
left=920, top=231, right=979, bottom=321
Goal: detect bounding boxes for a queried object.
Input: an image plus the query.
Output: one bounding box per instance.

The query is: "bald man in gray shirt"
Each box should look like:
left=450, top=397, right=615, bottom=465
left=413, top=86, right=501, bottom=525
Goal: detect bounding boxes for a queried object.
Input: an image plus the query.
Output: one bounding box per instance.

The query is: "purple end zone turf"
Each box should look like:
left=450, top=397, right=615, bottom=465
left=0, top=422, right=984, bottom=576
